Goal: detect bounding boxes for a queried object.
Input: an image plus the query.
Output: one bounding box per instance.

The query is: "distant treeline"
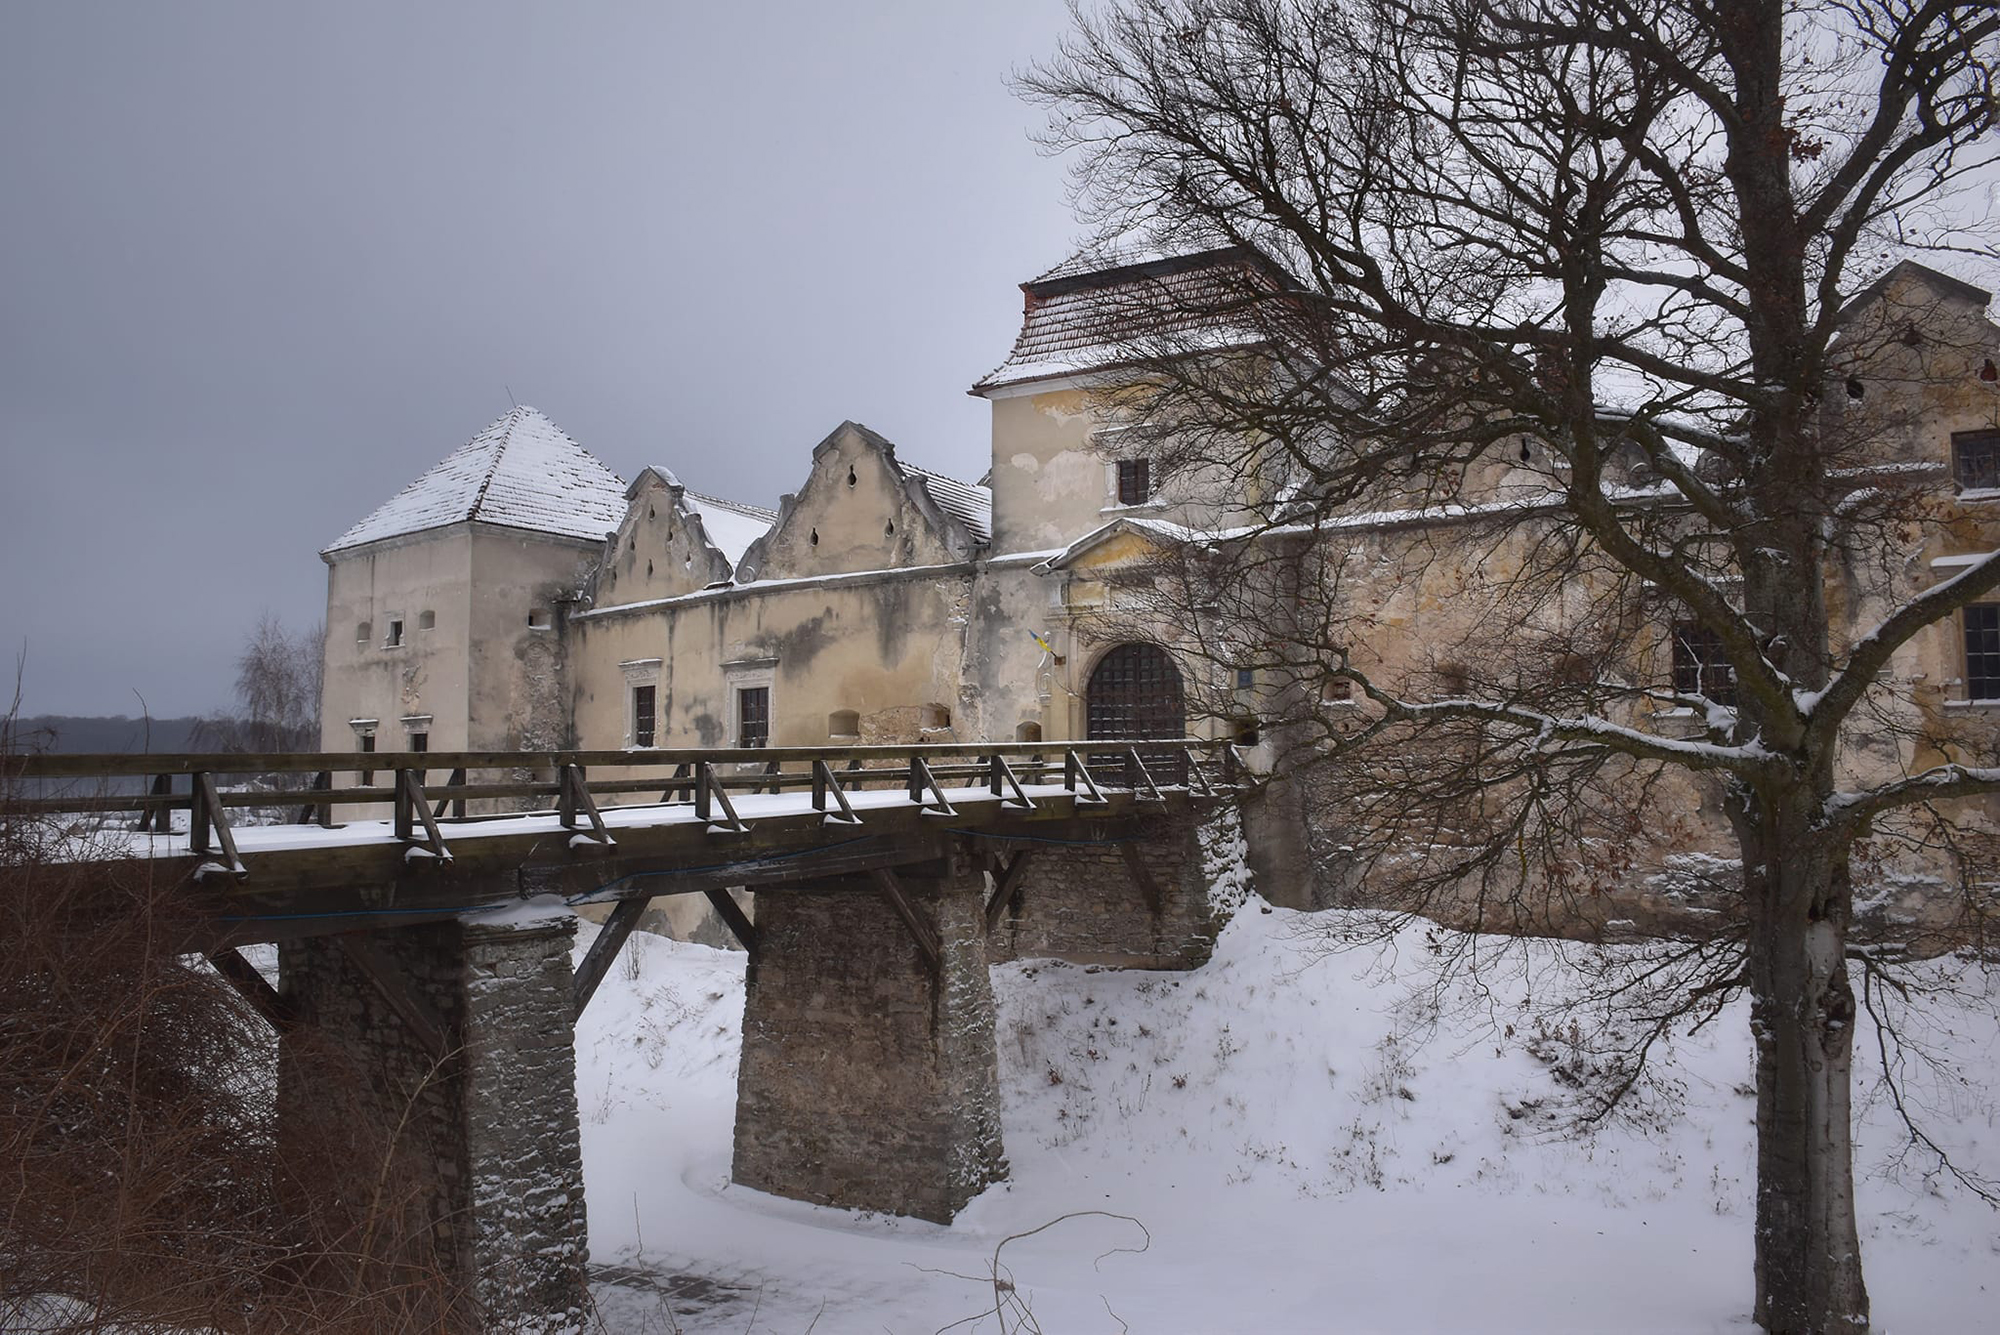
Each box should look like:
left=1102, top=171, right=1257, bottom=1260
left=5, top=714, right=209, bottom=755
left=4, top=715, right=210, bottom=800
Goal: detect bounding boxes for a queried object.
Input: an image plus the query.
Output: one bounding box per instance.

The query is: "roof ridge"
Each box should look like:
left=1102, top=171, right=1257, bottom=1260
left=899, top=459, right=988, bottom=491
left=466, top=406, right=524, bottom=521
left=684, top=487, right=779, bottom=520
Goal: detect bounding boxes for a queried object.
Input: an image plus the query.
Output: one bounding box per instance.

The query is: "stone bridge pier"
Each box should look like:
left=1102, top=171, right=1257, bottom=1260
left=732, top=817, right=1226, bottom=1222
left=278, top=915, right=588, bottom=1334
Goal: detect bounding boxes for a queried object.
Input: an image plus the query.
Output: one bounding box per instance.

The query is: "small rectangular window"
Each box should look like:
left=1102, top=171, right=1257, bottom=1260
left=408, top=731, right=428, bottom=753
left=385, top=617, right=404, bottom=648
left=1117, top=458, right=1152, bottom=506
left=633, top=684, right=656, bottom=748
left=1966, top=604, right=2000, bottom=700
left=528, top=607, right=553, bottom=630
left=356, top=621, right=372, bottom=645
left=1671, top=620, right=1737, bottom=707
left=1953, top=430, right=2000, bottom=492
left=1235, top=667, right=1255, bottom=690
left=357, top=730, right=375, bottom=785
left=738, top=686, right=769, bottom=748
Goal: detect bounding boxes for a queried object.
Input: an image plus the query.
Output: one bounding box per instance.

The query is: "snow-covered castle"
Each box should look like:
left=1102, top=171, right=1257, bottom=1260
left=319, top=250, right=2000, bottom=922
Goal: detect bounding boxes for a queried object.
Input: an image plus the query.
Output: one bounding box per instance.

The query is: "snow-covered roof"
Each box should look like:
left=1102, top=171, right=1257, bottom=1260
left=901, top=461, right=992, bottom=544
left=1835, top=259, right=1994, bottom=326
left=972, top=247, right=1281, bottom=395
left=325, top=406, right=626, bottom=554
left=682, top=490, right=778, bottom=567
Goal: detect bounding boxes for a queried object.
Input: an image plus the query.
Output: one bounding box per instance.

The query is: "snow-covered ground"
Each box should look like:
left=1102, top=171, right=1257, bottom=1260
left=576, top=905, right=2000, bottom=1335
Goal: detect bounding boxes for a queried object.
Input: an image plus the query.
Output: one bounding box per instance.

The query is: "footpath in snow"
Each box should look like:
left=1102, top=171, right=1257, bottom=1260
left=576, top=904, right=2000, bottom=1334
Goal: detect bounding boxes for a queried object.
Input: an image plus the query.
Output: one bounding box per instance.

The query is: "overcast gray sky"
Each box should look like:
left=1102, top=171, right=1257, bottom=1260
left=0, top=1, right=1083, bottom=718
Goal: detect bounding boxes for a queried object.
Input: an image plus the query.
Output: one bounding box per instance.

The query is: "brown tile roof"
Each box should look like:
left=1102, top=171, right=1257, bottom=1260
left=971, top=247, right=1282, bottom=395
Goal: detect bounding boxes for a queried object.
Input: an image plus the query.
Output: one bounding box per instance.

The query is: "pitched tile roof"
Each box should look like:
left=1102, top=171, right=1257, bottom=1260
left=901, top=461, right=992, bottom=544
left=971, top=247, right=1281, bottom=395
left=325, top=406, right=627, bottom=554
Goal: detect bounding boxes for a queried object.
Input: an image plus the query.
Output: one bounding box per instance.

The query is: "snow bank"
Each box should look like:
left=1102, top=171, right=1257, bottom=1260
left=577, top=907, right=2000, bottom=1334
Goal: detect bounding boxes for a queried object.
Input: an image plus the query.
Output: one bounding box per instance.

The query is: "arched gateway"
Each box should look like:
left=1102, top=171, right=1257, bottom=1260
left=1085, top=642, right=1186, bottom=741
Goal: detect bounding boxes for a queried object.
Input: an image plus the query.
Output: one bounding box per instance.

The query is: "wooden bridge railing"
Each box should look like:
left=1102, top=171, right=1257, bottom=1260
left=7, top=740, right=1239, bottom=875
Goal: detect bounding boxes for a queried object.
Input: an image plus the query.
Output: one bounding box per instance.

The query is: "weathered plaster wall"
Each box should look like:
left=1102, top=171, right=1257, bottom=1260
left=572, top=569, right=981, bottom=753
left=740, top=423, right=964, bottom=582
left=988, top=388, right=1126, bottom=554
left=320, top=527, right=473, bottom=752
left=465, top=527, right=599, bottom=754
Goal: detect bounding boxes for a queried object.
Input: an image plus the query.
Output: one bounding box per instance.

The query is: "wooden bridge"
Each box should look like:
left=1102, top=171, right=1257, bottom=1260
left=8, top=740, right=1237, bottom=1334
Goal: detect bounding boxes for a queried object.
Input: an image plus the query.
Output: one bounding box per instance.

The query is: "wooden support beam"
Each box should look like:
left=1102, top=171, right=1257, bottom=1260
left=1118, top=842, right=1166, bottom=914
left=988, top=755, right=1037, bottom=811
left=558, top=764, right=615, bottom=847
left=869, top=867, right=941, bottom=971
left=432, top=767, right=468, bottom=821
left=1065, top=750, right=1108, bottom=805
left=571, top=896, right=649, bottom=1019
left=702, top=888, right=758, bottom=953
left=394, top=768, right=452, bottom=863
left=982, top=847, right=1037, bottom=932
left=1123, top=747, right=1164, bottom=804
left=693, top=761, right=747, bottom=833
left=294, top=770, right=333, bottom=827
left=662, top=761, right=694, bottom=804
left=190, top=772, right=245, bottom=877
left=908, top=757, right=958, bottom=818
left=334, top=934, right=449, bottom=1060
left=137, top=772, right=174, bottom=833
left=811, top=759, right=864, bottom=826
left=206, top=948, right=297, bottom=1031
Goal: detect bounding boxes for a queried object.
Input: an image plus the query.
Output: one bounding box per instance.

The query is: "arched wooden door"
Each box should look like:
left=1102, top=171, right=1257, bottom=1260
left=1085, top=642, right=1186, bottom=741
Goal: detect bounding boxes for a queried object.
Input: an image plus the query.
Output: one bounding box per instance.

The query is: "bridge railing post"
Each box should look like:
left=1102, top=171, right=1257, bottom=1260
left=190, top=772, right=212, bottom=856
left=136, top=772, right=174, bottom=833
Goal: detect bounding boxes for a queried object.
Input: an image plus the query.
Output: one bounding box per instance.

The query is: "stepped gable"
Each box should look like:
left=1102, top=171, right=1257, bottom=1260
left=622, top=465, right=777, bottom=576
left=971, top=245, right=1284, bottom=395
left=325, top=406, right=627, bottom=553
left=735, top=421, right=992, bottom=583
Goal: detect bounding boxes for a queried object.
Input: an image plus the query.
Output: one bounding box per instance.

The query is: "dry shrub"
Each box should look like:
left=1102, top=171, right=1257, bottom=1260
left=0, top=738, right=475, bottom=1333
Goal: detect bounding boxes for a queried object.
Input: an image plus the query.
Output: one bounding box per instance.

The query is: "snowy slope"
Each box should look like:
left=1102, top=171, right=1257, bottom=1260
left=576, top=910, right=2000, bottom=1335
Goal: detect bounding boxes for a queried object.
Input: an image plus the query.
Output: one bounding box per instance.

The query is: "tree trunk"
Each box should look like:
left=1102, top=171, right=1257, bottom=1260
left=1739, top=806, right=1868, bottom=1334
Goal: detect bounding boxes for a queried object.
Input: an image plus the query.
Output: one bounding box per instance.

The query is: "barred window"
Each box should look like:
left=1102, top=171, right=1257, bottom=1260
left=632, top=684, right=656, bottom=748
left=1953, top=430, right=2000, bottom=492
left=1671, top=620, right=1737, bottom=707
left=1117, top=458, right=1152, bottom=506
left=737, top=686, right=770, bottom=748
left=1966, top=604, right=2000, bottom=701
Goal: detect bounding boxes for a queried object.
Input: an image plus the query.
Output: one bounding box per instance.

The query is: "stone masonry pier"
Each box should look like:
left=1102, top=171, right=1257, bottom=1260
left=279, top=917, right=588, bottom=1333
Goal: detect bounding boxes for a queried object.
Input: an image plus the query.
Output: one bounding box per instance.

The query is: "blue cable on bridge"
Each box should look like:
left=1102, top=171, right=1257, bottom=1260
left=217, top=901, right=516, bottom=924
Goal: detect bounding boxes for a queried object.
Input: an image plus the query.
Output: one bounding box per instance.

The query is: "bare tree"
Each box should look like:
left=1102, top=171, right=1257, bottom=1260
left=1024, top=2, right=1998, bottom=1331
left=199, top=613, right=324, bottom=767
